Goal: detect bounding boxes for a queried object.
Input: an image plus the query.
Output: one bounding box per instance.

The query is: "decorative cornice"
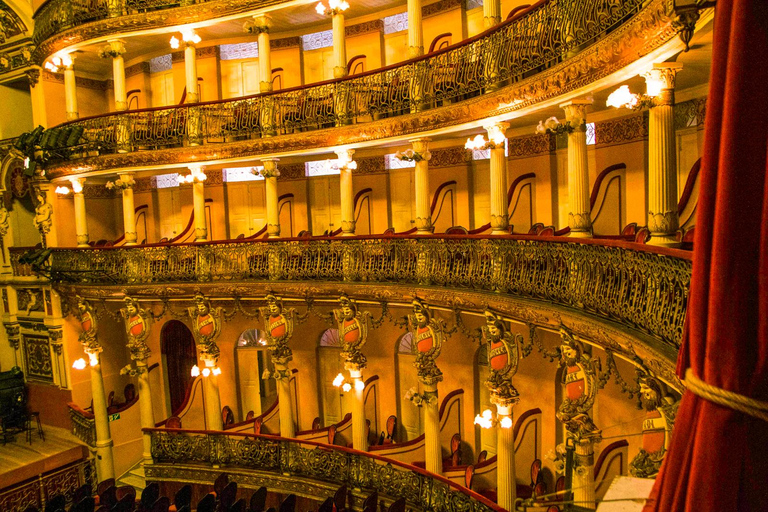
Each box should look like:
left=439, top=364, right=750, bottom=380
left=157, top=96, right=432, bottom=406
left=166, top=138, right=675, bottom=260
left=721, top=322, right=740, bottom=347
left=423, top=0, right=464, bottom=19
left=507, top=133, right=556, bottom=159
left=594, top=113, right=648, bottom=147
left=44, top=0, right=678, bottom=178
left=171, top=45, right=219, bottom=63
left=354, top=155, right=386, bottom=175
left=34, top=0, right=295, bottom=63
left=278, top=163, right=305, bottom=181
left=125, top=61, right=150, bottom=78
left=82, top=184, right=117, bottom=199
left=0, top=43, right=33, bottom=78
left=270, top=36, right=302, bottom=51
left=345, top=19, right=384, bottom=38
left=42, top=70, right=111, bottom=90
left=673, top=97, right=706, bottom=130
left=428, top=146, right=469, bottom=168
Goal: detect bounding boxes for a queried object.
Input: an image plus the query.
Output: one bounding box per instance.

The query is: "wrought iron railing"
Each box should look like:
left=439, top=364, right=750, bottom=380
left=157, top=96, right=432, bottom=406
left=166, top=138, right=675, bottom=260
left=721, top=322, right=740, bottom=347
left=147, top=428, right=503, bottom=512
left=39, top=236, right=691, bottom=349
left=45, top=0, right=651, bottom=163
left=67, top=402, right=97, bottom=447
left=0, top=458, right=95, bottom=512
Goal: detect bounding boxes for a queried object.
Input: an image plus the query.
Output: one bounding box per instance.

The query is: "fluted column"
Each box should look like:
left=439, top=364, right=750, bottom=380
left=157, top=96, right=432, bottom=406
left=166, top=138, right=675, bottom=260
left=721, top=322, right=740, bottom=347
left=88, top=350, right=115, bottom=480
left=106, top=40, right=127, bottom=111
left=573, top=439, right=597, bottom=509
left=483, top=0, right=501, bottom=28
left=423, top=383, right=441, bottom=474
left=407, top=0, right=424, bottom=57
left=135, top=358, right=155, bottom=462
left=349, top=368, right=367, bottom=450
left=646, top=63, right=683, bottom=247
left=496, top=403, right=517, bottom=510
left=412, top=139, right=433, bottom=233
left=252, top=16, right=272, bottom=92
left=119, top=173, right=137, bottom=245
left=487, top=122, right=509, bottom=234
left=561, top=99, right=593, bottom=237
left=275, top=363, right=295, bottom=437
left=71, top=178, right=89, bottom=247
left=262, top=159, right=280, bottom=237
left=337, top=149, right=356, bottom=236
left=184, top=44, right=199, bottom=103
left=200, top=356, right=223, bottom=431
left=191, top=168, right=207, bottom=242
left=63, top=55, right=78, bottom=121
left=332, top=11, right=347, bottom=78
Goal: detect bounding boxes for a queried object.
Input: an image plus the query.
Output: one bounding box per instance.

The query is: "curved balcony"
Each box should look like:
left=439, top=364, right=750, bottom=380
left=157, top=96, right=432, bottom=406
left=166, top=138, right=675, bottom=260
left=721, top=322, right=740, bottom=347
left=30, top=234, right=691, bottom=355
left=41, top=0, right=677, bottom=177
left=146, top=426, right=504, bottom=512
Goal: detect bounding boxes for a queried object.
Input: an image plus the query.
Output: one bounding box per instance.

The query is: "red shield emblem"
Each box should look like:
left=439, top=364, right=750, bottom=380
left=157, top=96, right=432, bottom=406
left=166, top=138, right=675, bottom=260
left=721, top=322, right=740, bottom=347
left=129, top=316, right=144, bottom=336
left=489, top=340, right=508, bottom=371
left=198, top=314, right=214, bottom=336
left=269, top=315, right=286, bottom=338
left=81, top=313, right=92, bottom=333
left=342, top=319, right=360, bottom=344
left=641, top=410, right=666, bottom=453
left=416, top=326, right=433, bottom=353
left=565, top=366, right=585, bottom=401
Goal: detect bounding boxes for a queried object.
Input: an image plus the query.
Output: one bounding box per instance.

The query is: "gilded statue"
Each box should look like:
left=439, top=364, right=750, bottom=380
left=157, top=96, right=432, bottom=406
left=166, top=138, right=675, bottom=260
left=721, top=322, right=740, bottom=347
left=120, top=296, right=152, bottom=361
left=482, top=310, right=521, bottom=406
left=75, top=296, right=100, bottom=353
left=407, top=298, right=445, bottom=385
left=187, top=293, right=222, bottom=362
left=332, top=294, right=374, bottom=370
left=629, top=374, right=679, bottom=478
left=259, top=293, right=298, bottom=365
left=32, top=189, right=53, bottom=238
left=556, top=327, right=602, bottom=441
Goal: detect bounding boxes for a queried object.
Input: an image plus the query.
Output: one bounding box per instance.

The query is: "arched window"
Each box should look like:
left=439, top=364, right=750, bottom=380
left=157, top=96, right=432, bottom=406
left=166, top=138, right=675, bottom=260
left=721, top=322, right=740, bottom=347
left=398, top=331, right=414, bottom=354
left=318, top=328, right=344, bottom=425
left=271, top=68, right=284, bottom=90
left=320, top=328, right=341, bottom=347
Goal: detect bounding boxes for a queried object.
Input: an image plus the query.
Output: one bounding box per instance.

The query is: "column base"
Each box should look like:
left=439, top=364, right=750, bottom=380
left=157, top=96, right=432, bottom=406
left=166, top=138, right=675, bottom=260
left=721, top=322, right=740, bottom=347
left=66, top=112, right=79, bottom=121
left=647, top=235, right=681, bottom=247
left=333, top=67, right=348, bottom=79
left=568, top=230, right=593, bottom=238
left=408, top=46, right=424, bottom=58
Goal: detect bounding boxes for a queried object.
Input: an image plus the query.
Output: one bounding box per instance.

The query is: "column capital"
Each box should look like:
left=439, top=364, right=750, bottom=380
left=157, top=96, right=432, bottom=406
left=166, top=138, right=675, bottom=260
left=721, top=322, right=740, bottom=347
left=69, top=177, right=86, bottom=189
left=101, top=40, right=126, bottom=58
left=261, top=159, right=280, bottom=178
left=559, top=98, right=593, bottom=123
left=484, top=121, right=510, bottom=137
left=409, top=137, right=431, bottom=154
left=247, top=14, right=272, bottom=33
left=335, top=148, right=355, bottom=160
left=644, top=62, right=683, bottom=90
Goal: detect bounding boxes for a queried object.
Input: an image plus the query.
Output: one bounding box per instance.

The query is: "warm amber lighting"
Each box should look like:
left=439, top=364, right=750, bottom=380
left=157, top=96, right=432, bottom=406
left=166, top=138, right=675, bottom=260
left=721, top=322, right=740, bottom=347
left=500, top=416, right=513, bottom=429
left=70, top=179, right=83, bottom=194
left=191, top=365, right=201, bottom=377
left=464, top=134, right=487, bottom=151
left=171, top=28, right=201, bottom=49
left=333, top=373, right=345, bottom=387
left=474, top=408, right=494, bottom=429
left=170, top=36, right=180, bottom=49
left=88, top=353, right=99, bottom=367
left=342, top=382, right=352, bottom=393
left=72, top=358, right=87, bottom=370
left=606, top=85, right=640, bottom=109
left=202, top=367, right=211, bottom=377
left=212, top=367, right=222, bottom=376
left=316, top=0, right=349, bottom=15
left=55, top=186, right=71, bottom=195
left=354, top=380, right=365, bottom=391
left=178, top=166, right=207, bottom=184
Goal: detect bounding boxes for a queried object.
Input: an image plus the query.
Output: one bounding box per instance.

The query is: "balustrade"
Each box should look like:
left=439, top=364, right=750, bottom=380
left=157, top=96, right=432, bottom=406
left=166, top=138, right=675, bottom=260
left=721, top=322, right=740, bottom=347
left=43, top=0, right=650, bottom=165
left=34, top=236, right=691, bottom=349
left=68, top=402, right=97, bottom=447
left=147, top=428, right=502, bottom=512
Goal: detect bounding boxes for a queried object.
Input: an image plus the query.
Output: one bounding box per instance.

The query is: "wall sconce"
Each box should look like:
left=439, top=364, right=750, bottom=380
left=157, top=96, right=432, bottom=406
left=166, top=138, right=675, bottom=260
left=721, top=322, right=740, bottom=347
left=474, top=408, right=512, bottom=429
left=535, top=116, right=584, bottom=135
left=316, top=0, right=350, bottom=16
left=55, top=186, right=71, bottom=195
left=72, top=358, right=87, bottom=370
left=171, top=28, right=201, bottom=49
left=606, top=85, right=655, bottom=111
left=465, top=125, right=506, bottom=151
left=178, top=166, right=207, bottom=184
left=331, top=151, right=357, bottom=172
left=70, top=178, right=83, bottom=194
left=193, top=366, right=222, bottom=377
left=44, top=54, right=72, bottom=73
left=191, top=365, right=200, bottom=377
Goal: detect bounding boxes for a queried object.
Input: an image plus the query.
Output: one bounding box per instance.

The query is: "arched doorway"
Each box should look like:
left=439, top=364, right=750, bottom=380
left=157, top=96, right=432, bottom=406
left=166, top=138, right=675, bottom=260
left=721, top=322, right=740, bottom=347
left=235, top=328, right=276, bottom=418
left=317, top=328, right=344, bottom=426
left=395, top=332, right=422, bottom=441
left=475, top=343, right=497, bottom=455
left=161, top=320, right=197, bottom=416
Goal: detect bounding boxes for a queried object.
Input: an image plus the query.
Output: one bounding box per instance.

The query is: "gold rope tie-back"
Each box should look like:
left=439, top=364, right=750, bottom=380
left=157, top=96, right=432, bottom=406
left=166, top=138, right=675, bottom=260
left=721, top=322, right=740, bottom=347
left=684, top=369, right=768, bottom=422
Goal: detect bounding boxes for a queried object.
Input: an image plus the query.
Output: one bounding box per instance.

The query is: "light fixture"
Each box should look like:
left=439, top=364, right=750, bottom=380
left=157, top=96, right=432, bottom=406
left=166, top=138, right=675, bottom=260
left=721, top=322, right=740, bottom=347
left=333, top=373, right=345, bottom=387
left=171, top=28, right=201, bottom=49
left=202, top=367, right=211, bottom=377
left=342, top=382, right=352, bottom=393
left=335, top=151, right=357, bottom=171
left=72, top=358, right=87, bottom=370
left=212, top=367, right=222, bottom=376
left=354, top=380, right=365, bottom=391
left=178, top=166, right=207, bottom=184
left=88, top=353, right=99, bottom=367
left=474, top=408, right=495, bottom=429
left=55, top=186, right=71, bottom=195
left=191, top=365, right=201, bottom=377
left=500, top=416, right=513, bottom=429
left=316, top=0, right=349, bottom=15
left=465, top=125, right=506, bottom=151
left=70, top=179, right=83, bottom=194
left=606, top=85, right=641, bottom=110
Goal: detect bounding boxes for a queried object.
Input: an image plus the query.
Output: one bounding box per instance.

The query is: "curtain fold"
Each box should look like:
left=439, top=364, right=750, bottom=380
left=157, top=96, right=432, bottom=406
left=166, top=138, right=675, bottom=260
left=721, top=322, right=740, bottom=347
left=644, top=0, right=768, bottom=510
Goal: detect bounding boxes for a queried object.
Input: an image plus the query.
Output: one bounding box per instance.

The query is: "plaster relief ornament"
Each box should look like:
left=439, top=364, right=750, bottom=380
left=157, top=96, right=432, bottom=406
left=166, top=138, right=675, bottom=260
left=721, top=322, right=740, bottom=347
left=332, top=294, right=374, bottom=370
left=32, top=188, right=53, bottom=242
left=259, top=293, right=298, bottom=365
left=408, top=298, right=445, bottom=385
left=75, top=296, right=100, bottom=353
left=120, top=296, right=152, bottom=361
left=556, top=327, right=602, bottom=442
left=629, top=374, right=679, bottom=478
left=187, top=293, right=222, bottom=362
left=482, top=310, right=521, bottom=406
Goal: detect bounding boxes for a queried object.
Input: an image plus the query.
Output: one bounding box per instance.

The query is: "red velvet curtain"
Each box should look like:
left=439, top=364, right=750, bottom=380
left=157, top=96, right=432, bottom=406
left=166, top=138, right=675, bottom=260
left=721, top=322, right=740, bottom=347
left=644, top=1, right=768, bottom=510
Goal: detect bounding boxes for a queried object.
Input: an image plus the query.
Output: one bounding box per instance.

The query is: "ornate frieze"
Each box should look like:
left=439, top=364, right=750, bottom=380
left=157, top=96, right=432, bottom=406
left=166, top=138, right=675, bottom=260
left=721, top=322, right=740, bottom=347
left=422, top=0, right=465, bottom=19
left=42, top=70, right=111, bottom=90
left=270, top=36, right=301, bottom=51
left=125, top=61, right=150, bottom=78
left=594, top=113, right=648, bottom=147
left=507, top=133, right=556, bottom=159
left=149, top=54, right=172, bottom=74
left=345, top=20, right=384, bottom=38
left=673, top=97, right=706, bottom=129
left=82, top=184, right=117, bottom=199
left=0, top=1, right=27, bottom=43
left=423, top=146, right=469, bottom=168
left=171, top=45, right=219, bottom=63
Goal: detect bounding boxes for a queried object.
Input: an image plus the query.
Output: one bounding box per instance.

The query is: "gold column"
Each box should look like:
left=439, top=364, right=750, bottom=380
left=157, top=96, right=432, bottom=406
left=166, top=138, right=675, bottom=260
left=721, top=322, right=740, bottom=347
left=201, top=357, right=224, bottom=431
left=337, top=149, right=356, bottom=236
left=645, top=63, right=683, bottom=247
left=119, top=173, right=137, bottom=245
left=254, top=16, right=273, bottom=92
left=483, top=0, right=501, bottom=28
left=561, top=99, right=593, bottom=237
left=262, top=159, right=281, bottom=238
left=71, top=178, right=89, bottom=247
left=134, top=358, right=155, bottom=462
left=573, top=439, right=598, bottom=509
left=88, top=350, right=115, bottom=480
left=63, top=55, right=79, bottom=121
left=191, top=167, right=207, bottom=242
left=275, top=364, right=295, bottom=437
left=411, top=138, right=433, bottom=234
left=349, top=368, right=367, bottom=450
left=184, top=45, right=198, bottom=103
left=423, top=383, right=441, bottom=475
left=407, top=0, right=424, bottom=58
left=487, top=122, right=510, bottom=234
left=496, top=403, right=517, bottom=510
left=332, top=12, right=347, bottom=78
left=106, top=40, right=127, bottom=111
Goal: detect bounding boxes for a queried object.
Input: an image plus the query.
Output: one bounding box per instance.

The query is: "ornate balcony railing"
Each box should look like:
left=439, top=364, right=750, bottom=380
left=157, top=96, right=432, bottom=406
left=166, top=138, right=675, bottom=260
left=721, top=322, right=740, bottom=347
left=45, top=0, right=652, bottom=165
left=38, top=235, right=691, bottom=350
left=147, top=427, right=503, bottom=512
left=0, top=458, right=95, bottom=512
left=67, top=402, right=96, bottom=447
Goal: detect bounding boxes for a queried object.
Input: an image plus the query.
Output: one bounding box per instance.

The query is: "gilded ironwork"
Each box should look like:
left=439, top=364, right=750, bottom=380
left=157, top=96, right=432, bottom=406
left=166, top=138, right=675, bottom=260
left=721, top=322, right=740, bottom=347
left=68, top=405, right=96, bottom=447
left=0, top=457, right=94, bottom=512
left=149, top=429, right=497, bottom=512
left=40, top=238, right=691, bottom=351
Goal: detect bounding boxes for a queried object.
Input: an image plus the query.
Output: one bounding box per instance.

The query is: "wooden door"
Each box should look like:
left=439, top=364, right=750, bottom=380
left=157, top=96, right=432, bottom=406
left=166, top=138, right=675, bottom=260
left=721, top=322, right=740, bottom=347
left=309, top=176, right=341, bottom=235
left=161, top=320, right=197, bottom=415
left=389, top=168, right=414, bottom=232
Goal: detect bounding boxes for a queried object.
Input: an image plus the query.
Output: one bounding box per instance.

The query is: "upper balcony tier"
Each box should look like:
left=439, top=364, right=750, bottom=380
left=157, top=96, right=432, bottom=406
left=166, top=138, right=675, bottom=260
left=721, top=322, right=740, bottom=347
left=37, top=0, right=688, bottom=178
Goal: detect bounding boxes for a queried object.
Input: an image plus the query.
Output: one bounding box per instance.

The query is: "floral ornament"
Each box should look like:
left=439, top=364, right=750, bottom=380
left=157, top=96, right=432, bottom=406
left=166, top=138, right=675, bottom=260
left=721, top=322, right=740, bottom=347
left=0, top=53, right=9, bottom=70
left=105, top=175, right=135, bottom=190
left=404, top=386, right=437, bottom=407
left=395, top=149, right=431, bottom=162
left=257, top=166, right=280, bottom=179
left=21, top=46, right=33, bottom=63
left=535, top=116, right=586, bottom=135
